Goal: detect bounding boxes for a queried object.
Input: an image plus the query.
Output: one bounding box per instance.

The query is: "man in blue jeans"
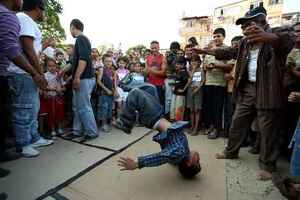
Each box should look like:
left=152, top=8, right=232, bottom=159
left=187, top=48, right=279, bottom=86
left=66, top=19, right=98, bottom=141
left=8, top=0, right=54, bottom=158
left=115, top=88, right=201, bottom=178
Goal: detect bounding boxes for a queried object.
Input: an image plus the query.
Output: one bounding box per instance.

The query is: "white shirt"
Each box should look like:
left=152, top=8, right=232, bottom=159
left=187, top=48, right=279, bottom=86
left=192, top=71, right=202, bottom=86
left=248, top=48, right=259, bottom=82
left=45, top=71, right=61, bottom=97
left=8, top=12, right=42, bottom=74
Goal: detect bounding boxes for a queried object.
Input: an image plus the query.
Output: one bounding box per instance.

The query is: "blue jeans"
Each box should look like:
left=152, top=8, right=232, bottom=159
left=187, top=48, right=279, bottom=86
left=164, top=79, right=174, bottom=115
left=289, top=118, right=300, bottom=177
left=8, top=73, right=40, bottom=147
left=120, top=88, right=163, bottom=129
left=97, top=95, right=113, bottom=121
left=72, top=78, right=98, bottom=137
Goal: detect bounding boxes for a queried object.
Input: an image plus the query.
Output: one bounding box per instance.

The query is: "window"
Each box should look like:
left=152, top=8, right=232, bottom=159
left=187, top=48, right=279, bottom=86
left=220, top=9, right=224, bottom=16
left=269, top=0, right=281, bottom=5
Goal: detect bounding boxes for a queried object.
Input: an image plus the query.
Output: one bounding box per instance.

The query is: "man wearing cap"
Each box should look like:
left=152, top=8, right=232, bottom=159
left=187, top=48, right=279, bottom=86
left=195, top=4, right=295, bottom=180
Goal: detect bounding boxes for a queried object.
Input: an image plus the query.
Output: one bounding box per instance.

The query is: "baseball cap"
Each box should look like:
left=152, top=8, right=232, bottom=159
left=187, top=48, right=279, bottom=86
left=236, top=5, right=267, bottom=25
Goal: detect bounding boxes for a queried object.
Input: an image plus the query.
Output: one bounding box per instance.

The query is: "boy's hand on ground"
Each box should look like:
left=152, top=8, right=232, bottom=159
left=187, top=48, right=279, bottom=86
left=118, top=157, right=138, bottom=171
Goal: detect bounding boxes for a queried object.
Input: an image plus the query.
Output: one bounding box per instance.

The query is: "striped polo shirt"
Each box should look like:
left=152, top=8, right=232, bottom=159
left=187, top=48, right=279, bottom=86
left=0, top=3, right=21, bottom=75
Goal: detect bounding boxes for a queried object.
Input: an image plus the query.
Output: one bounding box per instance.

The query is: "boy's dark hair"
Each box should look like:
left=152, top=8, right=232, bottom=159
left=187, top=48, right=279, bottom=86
left=175, top=56, right=187, bottom=66
left=184, top=44, right=194, bottom=50
left=55, top=51, right=64, bottom=57
left=102, top=53, right=112, bottom=62
left=22, top=0, right=45, bottom=11
left=170, top=41, right=181, bottom=51
left=46, top=57, right=57, bottom=65
left=178, top=159, right=201, bottom=179
left=213, top=28, right=226, bottom=37
left=128, top=62, right=140, bottom=70
left=70, top=19, right=84, bottom=32
left=151, top=41, right=159, bottom=45
left=231, top=36, right=243, bottom=43
left=117, top=56, right=129, bottom=64
left=188, top=37, right=198, bottom=47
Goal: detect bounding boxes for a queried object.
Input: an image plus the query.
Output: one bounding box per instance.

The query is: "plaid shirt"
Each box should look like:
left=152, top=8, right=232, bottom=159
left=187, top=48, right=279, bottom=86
left=138, top=121, right=190, bottom=168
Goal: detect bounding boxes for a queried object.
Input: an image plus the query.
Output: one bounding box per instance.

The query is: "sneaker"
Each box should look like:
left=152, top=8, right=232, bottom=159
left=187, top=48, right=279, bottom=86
left=82, top=134, right=98, bottom=142
left=248, top=147, right=260, bottom=155
left=31, top=137, right=54, bottom=148
left=22, top=145, right=40, bottom=158
left=51, top=131, right=57, bottom=137
left=101, top=124, right=110, bottom=133
left=0, top=168, right=10, bottom=178
left=64, top=133, right=83, bottom=140
left=0, top=193, right=8, bottom=200
left=57, top=129, right=64, bottom=135
left=207, top=129, right=219, bottom=140
left=113, top=119, right=132, bottom=134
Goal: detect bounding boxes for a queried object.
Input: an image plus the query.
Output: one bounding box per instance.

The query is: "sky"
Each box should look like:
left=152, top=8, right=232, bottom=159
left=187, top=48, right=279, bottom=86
left=59, top=0, right=299, bottom=50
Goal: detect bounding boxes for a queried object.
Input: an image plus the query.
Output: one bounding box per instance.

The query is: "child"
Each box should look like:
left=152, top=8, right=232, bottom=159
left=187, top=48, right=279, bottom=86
left=96, top=54, right=117, bottom=133
left=170, top=56, right=189, bottom=121
left=115, top=56, right=130, bottom=117
left=186, top=55, right=205, bottom=135
left=55, top=50, right=67, bottom=69
left=42, top=58, right=65, bottom=137
left=115, top=88, right=201, bottom=179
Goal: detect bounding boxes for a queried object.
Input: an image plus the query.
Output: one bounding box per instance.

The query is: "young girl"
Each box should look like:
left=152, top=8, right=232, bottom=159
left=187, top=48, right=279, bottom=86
left=170, top=56, right=189, bottom=121
left=115, top=56, right=130, bottom=118
left=186, top=55, right=205, bottom=135
left=97, top=54, right=117, bottom=133
left=41, top=58, right=65, bottom=137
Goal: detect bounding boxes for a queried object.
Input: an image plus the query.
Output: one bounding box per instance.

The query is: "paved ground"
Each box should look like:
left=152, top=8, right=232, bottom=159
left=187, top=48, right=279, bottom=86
left=0, top=127, right=288, bottom=200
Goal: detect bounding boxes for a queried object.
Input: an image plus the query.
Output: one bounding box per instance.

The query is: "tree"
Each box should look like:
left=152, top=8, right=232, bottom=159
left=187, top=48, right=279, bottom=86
left=40, top=0, right=66, bottom=42
left=126, top=44, right=148, bottom=57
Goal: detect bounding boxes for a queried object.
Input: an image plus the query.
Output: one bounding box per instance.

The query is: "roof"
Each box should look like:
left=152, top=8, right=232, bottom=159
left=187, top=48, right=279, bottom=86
left=181, top=16, right=210, bottom=21
left=282, top=11, right=300, bottom=17
left=215, top=0, right=248, bottom=10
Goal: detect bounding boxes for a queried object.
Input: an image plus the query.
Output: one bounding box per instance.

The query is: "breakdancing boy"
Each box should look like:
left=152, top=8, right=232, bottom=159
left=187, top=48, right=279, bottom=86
left=115, top=87, right=201, bottom=178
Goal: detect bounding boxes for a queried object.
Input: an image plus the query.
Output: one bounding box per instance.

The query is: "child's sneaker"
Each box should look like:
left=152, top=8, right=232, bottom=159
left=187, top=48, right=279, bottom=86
left=57, top=129, right=64, bottom=135
left=51, top=131, right=57, bottom=138
left=101, top=124, right=110, bottom=133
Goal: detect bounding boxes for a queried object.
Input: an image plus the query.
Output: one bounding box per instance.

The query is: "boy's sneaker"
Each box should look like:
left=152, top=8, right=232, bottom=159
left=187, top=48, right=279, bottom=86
left=101, top=124, right=110, bottom=133
left=57, top=129, right=64, bottom=135
left=31, top=137, right=54, bottom=148
left=51, top=131, right=57, bottom=138
left=113, top=119, right=132, bottom=134
left=83, top=134, right=98, bottom=142
left=22, top=145, right=40, bottom=158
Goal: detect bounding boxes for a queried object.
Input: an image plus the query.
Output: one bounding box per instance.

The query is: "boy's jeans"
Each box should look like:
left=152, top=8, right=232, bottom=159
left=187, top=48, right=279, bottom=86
left=97, top=95, right=113, bottom=121
left=165, top=79, right=174, bottom=115
left=120, top=88, right=163, bottom=129
left=73, top=78, right=98, bottom=137
left=289, top=117, right=300, bottom=177
left=8, top=73, right=41, bottom=147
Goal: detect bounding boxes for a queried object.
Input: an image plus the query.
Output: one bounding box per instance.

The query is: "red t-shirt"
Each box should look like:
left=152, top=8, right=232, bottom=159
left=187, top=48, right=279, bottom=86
left=146, top=54, right=165, bottom=86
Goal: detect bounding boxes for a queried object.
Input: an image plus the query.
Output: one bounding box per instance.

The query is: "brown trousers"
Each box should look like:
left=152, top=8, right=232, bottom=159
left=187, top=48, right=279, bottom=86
left=225, top=83, right=281, bottom=172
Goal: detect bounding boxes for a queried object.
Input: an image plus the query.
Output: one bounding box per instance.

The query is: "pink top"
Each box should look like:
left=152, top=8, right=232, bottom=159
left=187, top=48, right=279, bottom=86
left=116, top=68, right=129, bottom=81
